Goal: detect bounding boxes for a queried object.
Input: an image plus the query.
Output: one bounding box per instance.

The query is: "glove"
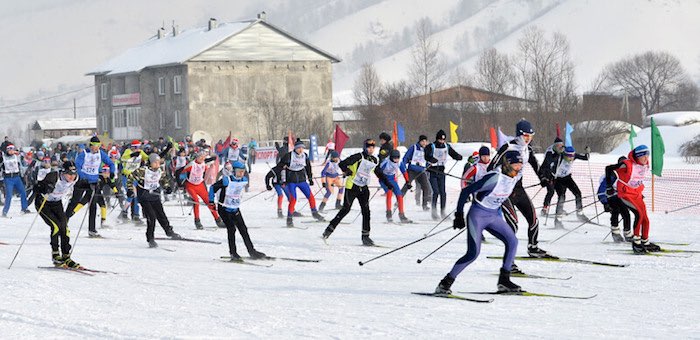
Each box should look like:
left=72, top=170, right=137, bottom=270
left=308, top=178, right=314, bottom=186
left=453, top=213, right=466, bottom=230
left=605, top=187, right=615, bottom=197
left=405, top=182, right=412, bottom=190
left=127, top=189, right=134, bottom=198
left=539, top=177, right=549, bottom=187
left=131, top=152, right=141, bottom=158
left=208, top=202, right=216, bottom=210
left=603, top=203, right=611, bottom=212
left=266, top=184, right=272, bottom=191
left=165, top=187, right=172, bottom=195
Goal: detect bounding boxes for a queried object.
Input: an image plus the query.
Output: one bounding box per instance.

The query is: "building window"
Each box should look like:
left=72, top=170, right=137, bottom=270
left=102, top=114, right=109, bottom=131
left=126, top=107, right=140, bottom=127
left=113, top=109, right=127, bottom=128
left=174, top=110, right=182, bottom=129
left=173, top=75, right=182, bottom=94
left=101, top=83, right=107, bottom=100
left=158, top=77, right=165, bottom=96
left=159, top=112, right=165, bottom=129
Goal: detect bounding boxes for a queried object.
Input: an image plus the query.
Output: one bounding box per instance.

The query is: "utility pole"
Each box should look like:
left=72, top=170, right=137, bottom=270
left=73, top=98, right=76, bottom=119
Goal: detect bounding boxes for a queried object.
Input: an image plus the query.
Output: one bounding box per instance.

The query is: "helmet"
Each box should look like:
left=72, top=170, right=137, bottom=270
left=478, top=146, right=490, bottom=156
left=515, top=120, right=534, bottom=136
left=232, top=161, right=246, bottom=170
left=389, top=149, right=400, bottom=160
left=503, top=150, right=523, bottom=165
left=564, top=146, right=576, bottom=157
left=633, top=145, right=650, bottom=158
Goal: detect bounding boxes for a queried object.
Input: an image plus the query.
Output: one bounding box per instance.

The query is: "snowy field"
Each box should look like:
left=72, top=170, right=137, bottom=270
left=1, top=161, right=698, bottom=339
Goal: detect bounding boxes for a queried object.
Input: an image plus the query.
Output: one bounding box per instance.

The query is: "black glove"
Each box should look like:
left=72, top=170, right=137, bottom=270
left=405, top=182, right=412, bottom=190
left=266, top=184, right=272, bottom=191
left=165, top=187, right=172, bottom=195
left=539, top=177, right=549, bottom=187
left=603, top=203, right=611, bottom=212
left=127, top=189, right=134, bottom=198
left=605, top=187, right=615, bottom=197
left=131, top=152, right=141, bottom=158
left=308, top=178, right=314, bottom=186
left=453, top=212, right=465, bottom=230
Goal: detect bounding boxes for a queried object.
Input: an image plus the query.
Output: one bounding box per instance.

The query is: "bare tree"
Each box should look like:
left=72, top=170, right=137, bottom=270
left=353, top=63, right=382, bottom=107
left=409, top=18, right=446, bottom=95
left=601, top=51, right=691, bottom=115
left=475, top=48, right=516, bottom=114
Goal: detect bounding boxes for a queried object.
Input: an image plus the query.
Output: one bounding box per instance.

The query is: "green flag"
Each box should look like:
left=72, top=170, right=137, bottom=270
left=628, top=123, right=637, bottom=150
left=167, top=136, right=179, bottom=152
left=650, top=118, right=664, bottom=177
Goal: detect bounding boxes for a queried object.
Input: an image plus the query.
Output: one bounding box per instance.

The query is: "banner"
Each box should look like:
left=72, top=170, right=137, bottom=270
left=565, top=122, right=574, bottom=147
left=497, top=127, right=513, bottom=148
left=489, top=127, right=498, bottom=149
left=256, top=146, right=279, bottom=163
left=309, top=134, right=319, bottom=161
left=651, top=118, right=665, bottom=177
left=392, top=121, right=398, bottom=149
left=449, top=121, right=458, bottom=143
left=629, top=123, right=637, bottom=150
left=334, top=124, right=349, bottom=155
left=397, top=123, right=405, bottom=143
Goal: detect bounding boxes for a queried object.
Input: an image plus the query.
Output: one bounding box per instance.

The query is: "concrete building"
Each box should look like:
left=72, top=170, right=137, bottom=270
left=31, top=117, right=97, bottom=140
left=87, top=15, right=340, bottom=142
left=581, top=92, right=643, bottom=126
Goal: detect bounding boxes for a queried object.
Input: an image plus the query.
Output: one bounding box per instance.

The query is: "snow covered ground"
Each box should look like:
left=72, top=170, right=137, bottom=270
left=1, top=160, right=698, bottom=338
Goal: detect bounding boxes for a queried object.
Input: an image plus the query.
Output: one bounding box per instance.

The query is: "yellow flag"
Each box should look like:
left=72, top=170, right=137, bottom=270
left=449, top=121, right=459, bottom=143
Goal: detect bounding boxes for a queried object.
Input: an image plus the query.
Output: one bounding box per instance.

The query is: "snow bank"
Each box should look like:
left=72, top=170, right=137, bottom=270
left=610, top=122, right=700, bottom=157
left=645, top=111, right=700, bottom=127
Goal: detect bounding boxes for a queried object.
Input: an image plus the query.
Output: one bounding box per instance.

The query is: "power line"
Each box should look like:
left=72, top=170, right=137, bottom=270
left=0, top=85, right=95, bottom=110
left=0, top=105, right=95, bottom=114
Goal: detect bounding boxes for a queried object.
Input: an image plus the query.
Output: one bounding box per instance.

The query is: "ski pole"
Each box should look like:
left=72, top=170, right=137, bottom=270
left=8, top=196, right=47, bottom=269
left=68, top=184, right=99, bottom=257
left=664, top=201, right=700, bottom=214
left=349, top=188, right=381, bottom=224
left=424, top=207, right=457, bottom=236
left=534, top=193, right=597, bottom=210
left=548, top=211, right=606, bottom=244
left=585, top=152, right=601, bottom=223
left=358, top=226, right=453, bottom=266
left=242, top=190, right=268, bottom=203
left=417, top=228, right=466, bottom=263
left=426, top=167, right=462, bottom=180
left=297, top=186, right=324, bottom=211
left=530, top=186, right=544, bottom=201
left=561, top=199, right=599, bottom=217
left=602, top=230, right=611, bottom=242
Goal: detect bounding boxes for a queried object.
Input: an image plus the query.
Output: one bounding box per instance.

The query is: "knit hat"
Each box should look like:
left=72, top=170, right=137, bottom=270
left=418, top=135, right=428, bottom=142
left=90, top=136, right=101, bottom=145
left=553, top=137, right=564, bottom=144
left=436, top=130, right=447, bottom=140
left=390, top=149, right=400, bottom=160
left=379, top=132, right=391, bottom=142
left=149, top=153, right=161, bottom=164
left=364, top=139, right=376, bottom=149
left=515, top=120, right=534, bottom=136
left=564, top=146, right=576, bottom=157
left=330, top=151, right=339, bottom=159
left=131, top=140, right=141, bottom=147
left=62, top=161, right=77, bottom=174
left=478, top=146, right=490, bottom=156
left=232, top=161, right=246, bottom=170
left=633, top=145, right=650, bottom=158
left=503, top=150, right=523, bottom=164
left=294, top=140, right=305, bottom=149
left=6, top=144, right=15, bottom=150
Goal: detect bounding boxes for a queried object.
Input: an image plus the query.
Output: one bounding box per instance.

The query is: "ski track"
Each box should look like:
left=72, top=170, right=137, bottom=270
left=0, top=167, right=698, bottom=338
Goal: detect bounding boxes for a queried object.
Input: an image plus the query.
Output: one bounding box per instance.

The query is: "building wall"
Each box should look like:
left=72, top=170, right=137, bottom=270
left=139, top=65, right=189, bottom=140
left=186, top=60, right=333, bottom=141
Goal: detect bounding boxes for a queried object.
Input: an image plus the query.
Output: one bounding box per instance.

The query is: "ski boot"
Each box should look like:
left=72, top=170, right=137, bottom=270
left=361, top=235, right=375, bottom=246
left=148, top=239, right=158, bottom=248
left=132, top=215, right=144, bottom=224
left=277, top=209, right=284, bottom=219
left=434, top=274, right=455, bottom=295
left=249, top=249, right=267, bottom=260
left=215, top=217, right=226, bottom=228
left=194, top=218, right=203, bottom=230
left=101, top=219, right=110, bottom=229
left=576, top=211, right=589, bottom=222
left=62, top=256, right=80, bottom=269
left=292, top=211, right=303, bottom=217
left=118, top=210, right=128, bottom=220
left=497, top=268, right=522, bottom=293
left=52, top=251, right=64, bottom=266
left=318, top=202, right=326, bottom=213
left=312, top=211, right=325, bottom=221
left=510, top=263, right=525, bottom=275
left=286, top=217, right=294, bottom=228
left=335, top=200, right=343, bottom=210
left=386, top=210, right=393, bottom=222
left=623, top=231, right=634, bottom=242
left=229, top=252, right=242, bottom=261
left=554, top=216, right=565, bottom=229
left=88, top=230, right=101, bottom=238
left=632, top=239, right=646, bottom=254
left=321, top=228, right=332, bottom=242
left=611, top=227, right=625, bottom=243
left=540, top=206, right=549, bottom=217
left=527, top=244, right=549, bottom=258
left=431, top=208, right=439, bottom=220
left=642, top=239, right=661, bottom=252
left=398, top=213, right=412, bottom=224
left=422, top=205, right=430, bottom=212
left=167, top=231, right=182, bottom=240
left=441, top=209, right=448, bottom=220
left=21, top=209, right=31, bottom=214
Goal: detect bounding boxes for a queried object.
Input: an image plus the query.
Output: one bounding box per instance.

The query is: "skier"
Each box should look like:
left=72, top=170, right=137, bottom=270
left=597, top=156, right=631, bottom=242
left=224, top=139, right=249, bottom=191
left=127, top=153, right=181, bottom=248
left=378, top=132, right=393, bottom=163
left=318, top=151, right=344, bottom=212
left=180, top=151, right=225, bottom=229
left=322, top=139, right=391, bottom=246
left=550, top=146, right=590, bottom=228
left=380, top=149, right=412, bottom=223
left=425, top=130, right=463, bottom=219
left=66, top=136, right=115, bottom=238
left=34, top=161, right=81, bottom=268
left=264, top=162, right=290, bottom=218
left=461, top=146, right=491, bottom=188
left=1, top=144, right=31, bottom=217
left=488, top=120, right=548, bottom=257
left=120, top=140, right=148, bottom=223
left=92, top=163, right=119, bottom=231
left=209, top=161, right=266, bottom=260
left=538, top=137, right=565, bottom=217
left=434, top=150, right=524, bottom=295
left=605, top=145, right=659, bottom=253
left=276, top=140, right=324, bottom=227
left=400, top=135, right=432, bottom=211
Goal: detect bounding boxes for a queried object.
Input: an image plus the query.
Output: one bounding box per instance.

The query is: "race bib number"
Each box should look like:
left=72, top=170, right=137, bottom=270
left=352, top=158, right=377, bottom=187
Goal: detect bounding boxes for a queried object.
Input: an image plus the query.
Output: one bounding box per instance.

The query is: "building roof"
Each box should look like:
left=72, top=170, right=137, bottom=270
left=333, top=109, right=364, bottom=122
left=32, top=117, right=97, bottom=131
left=88, top=19, right=340, bottom=76
left=416, top=85, right=533, bottom=104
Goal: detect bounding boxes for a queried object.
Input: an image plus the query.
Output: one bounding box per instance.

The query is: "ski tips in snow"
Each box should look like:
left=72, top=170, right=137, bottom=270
left=411, top=292, right=494, bottom=303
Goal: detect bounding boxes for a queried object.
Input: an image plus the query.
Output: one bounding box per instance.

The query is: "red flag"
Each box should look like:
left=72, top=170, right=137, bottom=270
left=222, top=131, right=231, bottom=149
left=333, top=124, right=349, bottom=155
left=556, top=123, right=561, bottom=138
left=392, top=121, right=398, bottom=149
left=489, top=127, right=497, bottom=149
left=288, top=130, right=294, bottom=152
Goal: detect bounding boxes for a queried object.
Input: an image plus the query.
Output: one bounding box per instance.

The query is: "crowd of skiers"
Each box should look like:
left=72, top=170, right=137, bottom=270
left=4, top=120, right=658, bottom=294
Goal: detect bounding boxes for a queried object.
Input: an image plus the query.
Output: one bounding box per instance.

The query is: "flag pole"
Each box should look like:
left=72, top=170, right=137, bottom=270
left=652, top=175, right=655, bottom=212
